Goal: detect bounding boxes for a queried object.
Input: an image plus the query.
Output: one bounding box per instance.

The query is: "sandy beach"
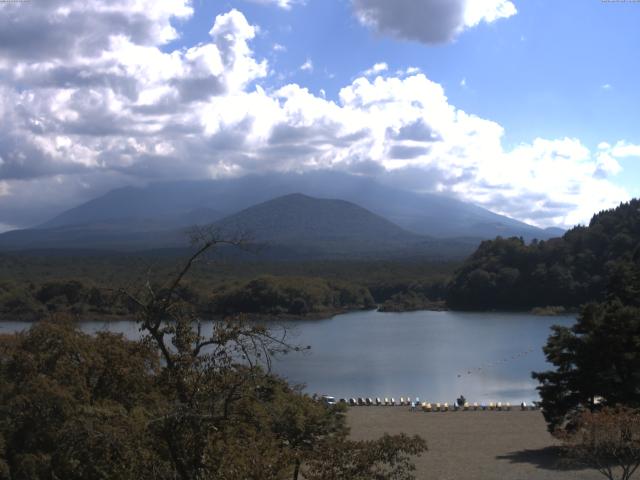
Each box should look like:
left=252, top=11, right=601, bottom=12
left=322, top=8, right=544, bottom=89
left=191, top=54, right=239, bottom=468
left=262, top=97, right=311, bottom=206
left=347, top=407, right=603, bottom=480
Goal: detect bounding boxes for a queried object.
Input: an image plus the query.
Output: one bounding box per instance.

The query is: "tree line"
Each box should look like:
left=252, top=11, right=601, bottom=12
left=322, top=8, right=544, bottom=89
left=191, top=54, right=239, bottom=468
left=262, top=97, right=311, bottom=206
left=447, top=199, right=640, bottom=311
left=0, top=238, right=427, bottom=479
left=0, top=269, right=451, bottom=321
left=523, top=200, right=640, bottom=479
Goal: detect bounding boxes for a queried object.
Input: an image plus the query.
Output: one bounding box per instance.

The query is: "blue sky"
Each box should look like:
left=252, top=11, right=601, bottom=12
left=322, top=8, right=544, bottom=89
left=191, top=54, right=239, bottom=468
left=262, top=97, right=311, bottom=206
left=0, top=0, right=638, bottom=230
left=174, top=0, right=640, bottom=192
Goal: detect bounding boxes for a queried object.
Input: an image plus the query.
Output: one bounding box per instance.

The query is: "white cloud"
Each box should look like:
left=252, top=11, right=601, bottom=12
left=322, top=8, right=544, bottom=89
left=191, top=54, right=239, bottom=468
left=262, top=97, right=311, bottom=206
left=611, top=141, right=640, bottom=158
left=300, top=58, right=313, bottom=72
left=352, top=0, right=517, bottom=44
left=363, top=62, right=389, bottom=76
left=273, top=43, right=287, bottom=52
left=0, top=5, right=630, bottom=230
left=601, top=83, right=612, bottom=90
left=595, top=152, right=622, bottom=177
left=464, top=0, right=517, bottom=28
left=460, top=77, right=467, bottom=88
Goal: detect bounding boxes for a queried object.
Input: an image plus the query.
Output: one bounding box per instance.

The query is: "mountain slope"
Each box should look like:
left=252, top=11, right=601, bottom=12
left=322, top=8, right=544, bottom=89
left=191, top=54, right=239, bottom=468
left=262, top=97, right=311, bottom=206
left=0, top=193, right=480, bottom=259
left=210, top=193, right=480, bottom=259
left=38, top=171, right=556, bottom=241
left=214, top=193, right=420, bottom=244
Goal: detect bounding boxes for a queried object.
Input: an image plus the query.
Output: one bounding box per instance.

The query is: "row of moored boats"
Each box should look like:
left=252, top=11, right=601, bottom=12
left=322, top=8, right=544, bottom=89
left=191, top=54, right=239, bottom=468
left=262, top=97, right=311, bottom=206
left=322, top=396, right=539, bottom=411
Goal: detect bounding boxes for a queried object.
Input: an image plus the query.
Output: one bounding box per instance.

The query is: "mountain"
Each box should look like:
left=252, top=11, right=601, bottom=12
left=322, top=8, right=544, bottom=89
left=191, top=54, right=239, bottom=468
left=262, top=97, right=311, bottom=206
left=215, top=193, right=419, bottom=244
left=0, top=223, right=186, bottom=251
left=212, top=193, right=426, bottom=257
left=0, top=193, right=480, bottom=259
left=544, top=226, right=566, bottom=237
left=38, top=171, right=555, bottom=240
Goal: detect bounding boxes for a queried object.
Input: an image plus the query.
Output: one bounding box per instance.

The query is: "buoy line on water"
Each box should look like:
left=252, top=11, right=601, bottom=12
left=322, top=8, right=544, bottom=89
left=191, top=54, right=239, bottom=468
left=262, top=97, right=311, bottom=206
left=456, top=346, right=536, bottom=378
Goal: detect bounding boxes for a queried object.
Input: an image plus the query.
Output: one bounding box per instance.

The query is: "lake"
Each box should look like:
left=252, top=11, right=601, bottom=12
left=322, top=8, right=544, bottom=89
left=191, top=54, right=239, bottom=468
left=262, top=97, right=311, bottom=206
left=0, top=310, right=575, bottom=405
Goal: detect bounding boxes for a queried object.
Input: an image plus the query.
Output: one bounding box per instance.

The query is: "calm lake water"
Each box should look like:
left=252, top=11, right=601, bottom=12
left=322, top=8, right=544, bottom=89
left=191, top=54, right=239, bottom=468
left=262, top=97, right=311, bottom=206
left=0, top=310, right=575, bottom=404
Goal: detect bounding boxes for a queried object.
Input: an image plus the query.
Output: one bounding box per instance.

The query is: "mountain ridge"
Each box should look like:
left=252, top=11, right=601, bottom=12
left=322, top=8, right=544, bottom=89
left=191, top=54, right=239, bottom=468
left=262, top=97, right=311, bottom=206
left=37, top=171, right=559, bottom=240
left=0, top=172, right=564, bottom=259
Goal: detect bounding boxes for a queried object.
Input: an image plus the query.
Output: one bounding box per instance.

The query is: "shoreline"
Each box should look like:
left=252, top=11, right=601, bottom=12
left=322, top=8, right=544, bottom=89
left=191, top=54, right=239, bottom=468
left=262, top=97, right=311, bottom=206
left=0, top=304, right=579, bottom=324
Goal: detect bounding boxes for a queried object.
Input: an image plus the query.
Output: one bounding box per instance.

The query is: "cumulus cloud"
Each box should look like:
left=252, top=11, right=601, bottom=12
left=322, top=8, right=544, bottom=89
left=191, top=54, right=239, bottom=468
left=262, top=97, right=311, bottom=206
left=363, top=62, right=389, bottom=77
left=0, top=0, right=193, bottom=62
left=352, top=0, right=517, bottom=44
left=610, top=141, right=640, bottom=158
left=0, top=4, right=630, bottom=230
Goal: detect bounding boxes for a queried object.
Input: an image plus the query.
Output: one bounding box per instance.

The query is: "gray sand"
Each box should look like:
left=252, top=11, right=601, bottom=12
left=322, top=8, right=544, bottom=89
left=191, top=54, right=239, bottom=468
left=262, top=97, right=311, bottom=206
left=347, top=407, right=605, bottom=480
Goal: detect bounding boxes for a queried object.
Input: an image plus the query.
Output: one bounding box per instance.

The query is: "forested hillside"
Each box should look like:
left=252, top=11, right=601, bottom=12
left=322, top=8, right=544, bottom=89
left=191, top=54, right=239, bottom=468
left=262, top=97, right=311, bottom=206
left=447, top=199, right=640, bottom=310
left=0, top=252, right=456, bottom=320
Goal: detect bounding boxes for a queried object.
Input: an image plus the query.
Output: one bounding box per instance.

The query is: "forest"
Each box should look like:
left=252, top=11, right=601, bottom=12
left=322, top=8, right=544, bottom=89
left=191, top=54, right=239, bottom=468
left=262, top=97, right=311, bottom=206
left=1, top=200, right=639, bottom=321
left=0, top=254, right=453, bottom=321
left=0, top=238, right=428, bottom=479
left=447, top=199, right=640, bottom=311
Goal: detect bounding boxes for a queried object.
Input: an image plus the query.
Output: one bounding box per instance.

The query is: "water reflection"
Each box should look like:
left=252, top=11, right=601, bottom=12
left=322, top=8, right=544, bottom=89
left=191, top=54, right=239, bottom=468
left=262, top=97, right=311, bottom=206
left=0, top=310, right=575, bottom=404
left=271, top=310, right=575, bottom=404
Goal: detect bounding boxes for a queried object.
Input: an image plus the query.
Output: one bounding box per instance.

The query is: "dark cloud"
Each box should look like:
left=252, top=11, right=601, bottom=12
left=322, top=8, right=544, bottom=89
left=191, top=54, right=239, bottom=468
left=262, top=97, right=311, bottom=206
left=388, top=145, right=430, bottom=160
left=0, top=7, right=161, bottom=62
left=476, top=192, right=577, bottom=224
left=173, top=76, right=227, bottom=102
left=388, top=119, right=440, bottom=142
left=0, top=131, right=88, bottom=180
left=344, top=158, right=386, bottom=176
left=373, top=165, right=476, bottom=194
left=268, top=123, right=368, bottom=149
left=353, top=0, right=465, bottom=44
left=0, top=171, right=133, bottom=228
left=9, top=65, right=139, bottom=99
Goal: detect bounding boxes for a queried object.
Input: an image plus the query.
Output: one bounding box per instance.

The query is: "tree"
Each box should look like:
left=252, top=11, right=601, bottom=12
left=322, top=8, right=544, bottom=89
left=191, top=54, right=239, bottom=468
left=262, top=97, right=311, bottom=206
left=119, top=229, right=306, bottom=478
left=1, top=229, right=428, bottom=479
left=303, top=434, right=427, bottom=480
left=0, top=317, right=167, bottom=479
left=561, top=407, right=640, bottom=480
left=447, top=198, right=640, bottom=311
left=533, top=301, right=640, bottom=433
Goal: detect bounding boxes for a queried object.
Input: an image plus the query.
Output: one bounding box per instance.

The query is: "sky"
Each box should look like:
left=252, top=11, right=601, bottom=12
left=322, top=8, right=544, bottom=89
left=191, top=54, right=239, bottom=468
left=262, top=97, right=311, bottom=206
left=0, top=0, right=639, bottom=232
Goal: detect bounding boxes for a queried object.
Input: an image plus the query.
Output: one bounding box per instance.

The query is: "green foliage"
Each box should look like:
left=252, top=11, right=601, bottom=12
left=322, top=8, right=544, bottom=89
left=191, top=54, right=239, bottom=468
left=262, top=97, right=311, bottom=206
left=0, top=317, right=166, bottom=479
left=448, top=199, right=640, bottom=310
left=0, top=317, right=428, bottom=480
left=0, top=255, right=456, bottom=320
left=0, top=239, right=428, bottom=479
left=210, top=275, right=375, bottom=316
left=304, top=434, right=427, bottom=480
left=377, top=291, right=446, bottom=312
left=533, top=301, right=640, bottom=433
